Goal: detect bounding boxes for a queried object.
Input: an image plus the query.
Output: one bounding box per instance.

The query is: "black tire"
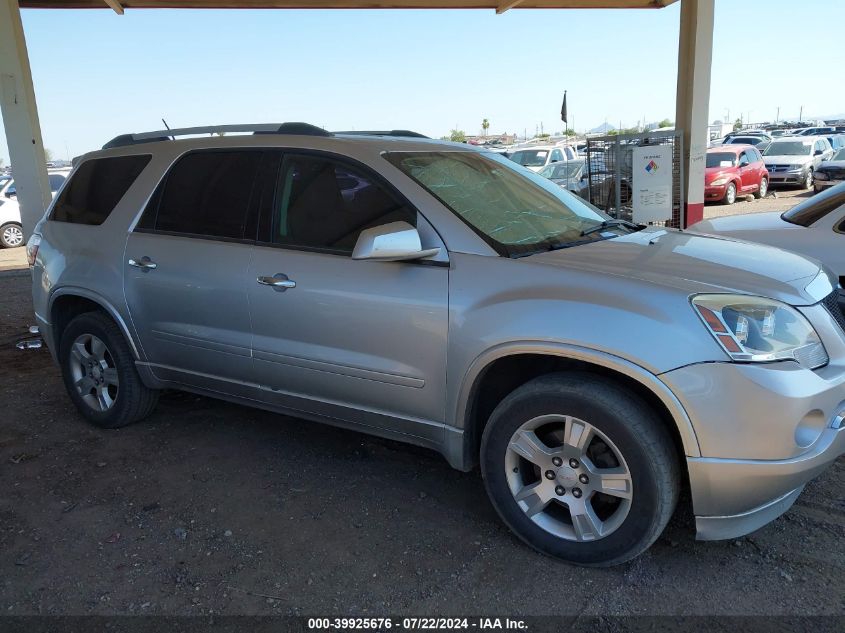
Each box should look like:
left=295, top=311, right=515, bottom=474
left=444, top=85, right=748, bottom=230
left=0, top=222, right=24, bottom=248
left=59, top=311, right=159, bottom=429
left=721, top=182, right=736, bottom=205
left=753, top=178, right=768, bottom=199
left=480, top=372, right=680, bottom=567
left=803, top=170, right=813, bottom=190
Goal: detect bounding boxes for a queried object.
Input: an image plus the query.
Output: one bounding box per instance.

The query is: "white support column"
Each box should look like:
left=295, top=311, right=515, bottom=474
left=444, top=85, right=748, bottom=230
left=0, top=0, right=51, bottom=240
left=674, top=0, right=714, bottom=227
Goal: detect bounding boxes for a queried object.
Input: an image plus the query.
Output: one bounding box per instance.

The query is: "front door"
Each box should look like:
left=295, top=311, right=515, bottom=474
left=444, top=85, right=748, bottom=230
left=247, top=151, right=449, bottom=433
left=124, top=150, right=264, bottom=393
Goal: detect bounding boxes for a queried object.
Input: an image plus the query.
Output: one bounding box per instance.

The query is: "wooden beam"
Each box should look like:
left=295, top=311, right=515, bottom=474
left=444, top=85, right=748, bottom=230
left=496, top=0, right=524, bottom=13
left=103, top=0, right=124, bottom=14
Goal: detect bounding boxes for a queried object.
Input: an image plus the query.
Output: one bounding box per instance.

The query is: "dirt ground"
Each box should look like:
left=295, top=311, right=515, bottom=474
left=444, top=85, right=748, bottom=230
left=702, top=184, right=813, bottom=219
left=1, top=271, right=844, bottom=619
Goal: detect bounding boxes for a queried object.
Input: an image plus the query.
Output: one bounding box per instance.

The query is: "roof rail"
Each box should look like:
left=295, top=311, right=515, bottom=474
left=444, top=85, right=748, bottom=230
left=334, top=130, right=429, bottom=139
left=102, top=122, right=332, bottom=149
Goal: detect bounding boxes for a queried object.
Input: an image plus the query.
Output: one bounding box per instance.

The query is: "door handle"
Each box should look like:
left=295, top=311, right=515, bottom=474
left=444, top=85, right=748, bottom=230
left=128, top=257, right=157, bottom=270
left=257, top=274, right=296, bottom=291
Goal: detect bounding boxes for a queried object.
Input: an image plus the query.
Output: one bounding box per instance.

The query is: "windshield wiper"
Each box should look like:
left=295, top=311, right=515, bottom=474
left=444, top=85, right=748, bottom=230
left=580, top=219, right=641, bottom=237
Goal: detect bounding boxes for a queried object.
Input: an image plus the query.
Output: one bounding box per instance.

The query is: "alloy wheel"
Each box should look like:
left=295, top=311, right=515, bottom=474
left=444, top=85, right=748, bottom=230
left=2, top=224, right=23, bottom=247
left=725, top=183, right=736, bottom=204
left=759, top=178, right=767, bottom=198
left=504, top=414, right=633, bottom=542
left=68, top=333, right=119, bottom=412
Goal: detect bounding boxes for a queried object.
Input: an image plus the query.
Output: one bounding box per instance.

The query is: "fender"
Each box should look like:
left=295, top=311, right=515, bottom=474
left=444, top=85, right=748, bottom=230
left=48, top=285, right=143, bottom=360
left=453, top=340, right=702, bottom=459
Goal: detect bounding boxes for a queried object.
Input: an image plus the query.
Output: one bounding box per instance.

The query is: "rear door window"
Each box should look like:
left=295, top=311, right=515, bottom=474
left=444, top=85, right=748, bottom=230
left=138, top=151, right=263, bottom=240
left=50, top=155, right=150, bottom=225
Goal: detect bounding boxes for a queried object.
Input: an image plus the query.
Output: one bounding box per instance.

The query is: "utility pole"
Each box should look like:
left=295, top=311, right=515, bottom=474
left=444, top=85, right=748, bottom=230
left=799, top=105, right=803, bottom=122
left=776, top=106, right=780, bottom=124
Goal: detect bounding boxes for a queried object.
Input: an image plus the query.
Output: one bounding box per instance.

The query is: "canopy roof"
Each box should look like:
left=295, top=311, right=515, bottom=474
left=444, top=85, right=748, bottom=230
left=20, top=1, right=678, bottom=12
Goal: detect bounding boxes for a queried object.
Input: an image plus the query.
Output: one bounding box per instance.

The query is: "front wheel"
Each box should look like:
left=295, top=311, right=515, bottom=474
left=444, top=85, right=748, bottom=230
left=722, top=182, right=737, bottom=205
left=803, top=170, right=813, bottom=190
left=754, top=178, right=768, bottom=199
left=0, top=223, right=23, bottom=248
left=480, top=373, right=680, bottom=566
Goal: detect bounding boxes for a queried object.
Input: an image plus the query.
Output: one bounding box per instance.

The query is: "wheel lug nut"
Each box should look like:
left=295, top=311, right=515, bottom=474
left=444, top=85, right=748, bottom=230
left=555, top=486, right=565, bottom=496
left=572, top=487, right=583, bottom=498
left=544, top=470, right=556, bottom=481
left=552, top=457, right=562, bottom=467
left=579, top=474, right=589, bottom=484
left=569, top=459, right=579, bottom=468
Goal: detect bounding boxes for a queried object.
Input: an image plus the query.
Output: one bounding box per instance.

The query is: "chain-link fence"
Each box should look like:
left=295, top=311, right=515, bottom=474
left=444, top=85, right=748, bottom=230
left=585, top=130, right=685, bottom=228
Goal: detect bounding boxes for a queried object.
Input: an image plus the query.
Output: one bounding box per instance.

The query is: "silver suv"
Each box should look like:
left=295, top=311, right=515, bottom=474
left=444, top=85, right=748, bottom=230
left=27, top=123, right=845, bottom=566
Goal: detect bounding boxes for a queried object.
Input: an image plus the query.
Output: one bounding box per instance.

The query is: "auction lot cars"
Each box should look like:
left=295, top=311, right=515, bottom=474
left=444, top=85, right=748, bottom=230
left=26, top=124, right=845, bottom=566
left=705, top=145, right=768, bottom=204
left=763, top=136, right=834, bottom=189
left=0, top=168, right=70, bottom=248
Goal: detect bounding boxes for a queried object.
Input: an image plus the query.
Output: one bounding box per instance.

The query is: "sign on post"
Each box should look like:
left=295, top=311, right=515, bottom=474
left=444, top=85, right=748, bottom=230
left=632, top=145, right=672, bottom=224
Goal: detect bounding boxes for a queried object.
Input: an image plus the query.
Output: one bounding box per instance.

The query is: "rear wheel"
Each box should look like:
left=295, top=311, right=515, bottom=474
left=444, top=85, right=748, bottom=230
left=754, top=177, right=768, bottom=199
left=0, top=223, right=23, bottom=248
left=480, top=373, right=680, bottom=566
left=722, top=182, right=737, bottom=205
left=59, top=311, right=159, bottom=429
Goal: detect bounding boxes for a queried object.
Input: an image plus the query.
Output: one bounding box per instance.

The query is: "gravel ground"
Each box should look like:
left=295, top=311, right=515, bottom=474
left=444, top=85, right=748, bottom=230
left=702, top=185, right=813, bottom=220
left=0, top=272, right=844, bottom=619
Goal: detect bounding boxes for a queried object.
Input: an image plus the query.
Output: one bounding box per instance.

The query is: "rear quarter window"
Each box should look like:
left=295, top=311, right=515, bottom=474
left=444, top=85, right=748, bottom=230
left=50, top=155, right=151, bottom=225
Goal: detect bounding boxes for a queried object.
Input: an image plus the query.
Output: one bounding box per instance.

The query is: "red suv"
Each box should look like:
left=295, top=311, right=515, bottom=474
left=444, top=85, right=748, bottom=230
left=705, top=145, right=769, bottom=205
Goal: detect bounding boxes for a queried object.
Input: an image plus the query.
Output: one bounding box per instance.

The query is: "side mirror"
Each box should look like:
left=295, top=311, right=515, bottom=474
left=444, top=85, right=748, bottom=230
left=352, top=221, right=440, bottom=262
left=6, top=190, right=15, bottom=198
left=814, top=149, right=823, bottom=156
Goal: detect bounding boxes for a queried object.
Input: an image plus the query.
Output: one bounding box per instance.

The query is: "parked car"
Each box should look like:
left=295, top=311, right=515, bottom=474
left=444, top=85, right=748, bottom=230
left=0, top=169, right=69, bottom=248
left=705, top=145, right=769, bottom=204
left=509, top=145, right=578, bottom=172
left=813, top=148, right=845, bottom=193
left=724, top=135, right=771, bottom=152
left=27, top=123, right=845, bottom=566
left=824, top=134, right=845, bottom=153
left=797, top=127, right=837, bottom=136
left=537, top=159, right=589, bottom=197
left=722, top=130, right=771, bottom=143
left=762, top=136, right=834, bottom=189
left=691, top=183, right=845, bottom=303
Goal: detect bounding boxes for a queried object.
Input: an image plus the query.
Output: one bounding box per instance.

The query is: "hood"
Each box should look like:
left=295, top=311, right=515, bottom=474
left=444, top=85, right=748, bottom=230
left=529, top=227, right=828, bottom=306
left=704, top=168, right=735, bottom=183
left=690, top=211, right=794, bottom=233
left=816, top=160, right=845, bottom=171
left=764, top=154, right=812, bottom=166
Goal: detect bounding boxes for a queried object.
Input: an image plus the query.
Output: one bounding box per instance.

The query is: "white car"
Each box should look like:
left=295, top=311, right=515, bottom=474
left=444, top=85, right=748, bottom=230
left=691, top=183, right=845, bottom=299
left=508, top=145, right=578, bottom=172
left=0, top=169, right=69, bottom=247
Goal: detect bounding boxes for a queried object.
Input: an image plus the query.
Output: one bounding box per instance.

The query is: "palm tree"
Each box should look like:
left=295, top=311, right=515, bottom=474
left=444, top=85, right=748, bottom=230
left=482, top=118, right=490, bottom=138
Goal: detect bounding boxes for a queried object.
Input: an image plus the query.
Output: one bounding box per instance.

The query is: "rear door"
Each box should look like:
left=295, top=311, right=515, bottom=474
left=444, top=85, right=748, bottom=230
left=737, top=150, right=755, bottom=192
left=124, top=150, right=263, bottom=394
left=247, top=151, right=449, bottom=433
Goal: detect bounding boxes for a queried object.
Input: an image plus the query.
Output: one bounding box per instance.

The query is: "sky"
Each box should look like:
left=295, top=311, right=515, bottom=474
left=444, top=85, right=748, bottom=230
left=1, top=0, right=843, bottom=165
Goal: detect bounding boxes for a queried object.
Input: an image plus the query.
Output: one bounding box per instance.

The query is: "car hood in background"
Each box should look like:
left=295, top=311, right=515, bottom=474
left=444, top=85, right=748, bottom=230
left=816, top=160, right=845, bottom=172
left=763, top=154, right=812, bottom=165
left=690, top=211, right=794, bottom=233
left=704, top=168, right=735, bottom=183
left=530, top=227, right=827, bottom=306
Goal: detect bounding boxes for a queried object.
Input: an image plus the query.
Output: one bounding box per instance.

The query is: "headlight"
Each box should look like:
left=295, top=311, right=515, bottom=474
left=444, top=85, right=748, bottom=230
left=790, top=164, right=803, bottom=171
left=692, top=294, right=828, bottom=369
left=710, top=177, right=730, bottom=186
left=815, top=172, right=829, bottom=181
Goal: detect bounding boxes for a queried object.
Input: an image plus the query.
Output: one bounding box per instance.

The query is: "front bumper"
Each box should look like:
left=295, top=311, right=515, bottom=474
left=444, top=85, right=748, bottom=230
left=814, top=177, right=844, bottom=189
left=661, top=304, right=845, bottom=539
left=767, top=168, right=806, bottom=185
left=704, top=183, right=728, bottom=200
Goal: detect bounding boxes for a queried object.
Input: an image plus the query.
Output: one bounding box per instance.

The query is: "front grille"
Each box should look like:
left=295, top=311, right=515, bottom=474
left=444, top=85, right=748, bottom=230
left=768, top=165, right=791, bottom=172
left=822, top=290, right=845, bottom=333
